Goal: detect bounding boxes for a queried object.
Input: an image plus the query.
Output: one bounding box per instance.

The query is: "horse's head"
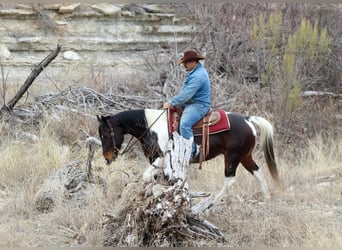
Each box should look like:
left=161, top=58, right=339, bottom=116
left=97, top=115, right=124, bottom=165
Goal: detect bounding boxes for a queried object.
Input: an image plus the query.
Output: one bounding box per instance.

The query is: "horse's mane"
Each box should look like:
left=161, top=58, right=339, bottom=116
left=112, top=109, right=147, bottom=129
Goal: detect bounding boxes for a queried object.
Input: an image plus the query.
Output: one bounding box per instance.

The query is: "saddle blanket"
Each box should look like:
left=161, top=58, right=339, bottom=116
left=169, top=109, right=230, bottom=136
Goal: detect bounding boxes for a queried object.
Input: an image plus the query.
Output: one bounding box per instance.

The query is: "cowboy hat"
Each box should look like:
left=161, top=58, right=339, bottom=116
left=177, top=50, right=206, bottom=64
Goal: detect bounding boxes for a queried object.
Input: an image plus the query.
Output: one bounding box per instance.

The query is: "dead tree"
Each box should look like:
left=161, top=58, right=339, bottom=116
left=0, top=44, right=61, bottom=114
left=103, top=132, right=225, bottom=247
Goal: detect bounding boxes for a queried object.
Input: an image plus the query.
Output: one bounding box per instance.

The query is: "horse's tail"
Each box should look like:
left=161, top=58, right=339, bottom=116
left=249, top=116, right=281, bottom=190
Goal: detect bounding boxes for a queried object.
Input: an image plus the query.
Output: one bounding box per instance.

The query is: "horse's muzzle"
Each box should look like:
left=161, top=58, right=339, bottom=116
left=105, top=158, right=113, bottom=165
left=105, top=155, right=118, bottom=165
left=103, top=151, right=117, bottom=165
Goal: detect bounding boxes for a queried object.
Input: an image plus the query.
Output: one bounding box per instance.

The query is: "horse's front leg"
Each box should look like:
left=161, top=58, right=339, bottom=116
left=142, top=157, right=163, bottom=182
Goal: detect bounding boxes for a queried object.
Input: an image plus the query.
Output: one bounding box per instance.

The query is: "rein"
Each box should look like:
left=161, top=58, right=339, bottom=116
left=107, top=109, right=166, bottom=156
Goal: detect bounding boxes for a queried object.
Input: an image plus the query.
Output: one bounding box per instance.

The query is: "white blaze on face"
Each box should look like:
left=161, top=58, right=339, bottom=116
left=144, top=109, right=169, bottom=154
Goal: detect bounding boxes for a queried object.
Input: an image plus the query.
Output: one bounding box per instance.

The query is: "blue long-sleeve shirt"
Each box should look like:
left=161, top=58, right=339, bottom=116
left=169, top=63, right=211, bottom=107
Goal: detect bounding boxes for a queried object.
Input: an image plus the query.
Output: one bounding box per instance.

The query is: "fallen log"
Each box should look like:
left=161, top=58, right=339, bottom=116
left=34, top=135, right=105, bottom=212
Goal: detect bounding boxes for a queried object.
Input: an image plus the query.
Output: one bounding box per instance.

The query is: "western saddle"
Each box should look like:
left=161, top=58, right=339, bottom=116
left=170, top=106, right=222, bottom=169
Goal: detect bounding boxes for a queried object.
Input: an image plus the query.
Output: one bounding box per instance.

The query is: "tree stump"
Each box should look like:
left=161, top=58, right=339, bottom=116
left=103, top=132, right=225, bottom=247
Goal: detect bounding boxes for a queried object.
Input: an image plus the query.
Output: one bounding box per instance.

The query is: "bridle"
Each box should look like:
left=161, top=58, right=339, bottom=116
left=104, top=109, right=166, bottom=157
left=105, top=119, right=121, bottom=154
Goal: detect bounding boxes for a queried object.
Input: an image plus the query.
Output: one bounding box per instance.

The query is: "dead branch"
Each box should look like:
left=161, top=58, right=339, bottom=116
left=301, top=91, right=342, bottom=98
left=0, top=44, right=61, bottom=113
left=34, top=86, right=161, bottom=115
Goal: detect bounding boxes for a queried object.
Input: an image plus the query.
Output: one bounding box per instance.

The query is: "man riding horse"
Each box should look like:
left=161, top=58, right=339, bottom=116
left=163, top=50, right=211, bottom=161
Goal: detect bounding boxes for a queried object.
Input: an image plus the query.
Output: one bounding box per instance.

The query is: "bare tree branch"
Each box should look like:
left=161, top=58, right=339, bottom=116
left=1, top=44, right=61, bottom=113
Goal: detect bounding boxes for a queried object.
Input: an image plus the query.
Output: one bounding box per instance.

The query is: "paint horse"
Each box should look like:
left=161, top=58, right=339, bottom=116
left=97, top=108, right=281, bottom=203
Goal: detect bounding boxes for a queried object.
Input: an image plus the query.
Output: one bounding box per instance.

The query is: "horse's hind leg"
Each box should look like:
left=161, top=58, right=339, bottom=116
left=241, top=154, right=270, bottom=199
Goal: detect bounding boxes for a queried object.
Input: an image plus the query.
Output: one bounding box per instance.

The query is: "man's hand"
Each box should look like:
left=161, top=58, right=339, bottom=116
left=163, top=102, right=170, bottom=109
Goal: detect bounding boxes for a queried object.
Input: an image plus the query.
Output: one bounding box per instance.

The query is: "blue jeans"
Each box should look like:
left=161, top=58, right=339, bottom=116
left=179, top=103, right=210, bottom=159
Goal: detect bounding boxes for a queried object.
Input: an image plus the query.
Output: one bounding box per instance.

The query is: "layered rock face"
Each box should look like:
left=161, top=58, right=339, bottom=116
left=0, top=3, right=195, bottom=87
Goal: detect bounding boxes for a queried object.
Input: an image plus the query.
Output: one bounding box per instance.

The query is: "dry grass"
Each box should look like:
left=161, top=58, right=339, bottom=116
left=188, top=134, right=342, bottom=247
left=0, top=114, right=341, bottom=247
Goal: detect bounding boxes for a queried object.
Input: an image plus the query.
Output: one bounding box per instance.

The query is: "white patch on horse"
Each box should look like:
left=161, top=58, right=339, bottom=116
left=143, top=158, right=162, bottom=182
left=214, top=176, right=236, bottom=203
left=253, top=168, right=271, bottom=199
left=144, top=109, right=169, bottom=154
left=245, top=118, right=257, bottom=137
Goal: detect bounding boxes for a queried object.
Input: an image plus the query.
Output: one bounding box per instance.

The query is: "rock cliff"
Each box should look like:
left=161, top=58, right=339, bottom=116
left=0, top=3, right=195, bottom=88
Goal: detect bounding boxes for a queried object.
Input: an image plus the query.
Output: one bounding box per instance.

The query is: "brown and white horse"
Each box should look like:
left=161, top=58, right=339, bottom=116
left=97, top=109, right=281, bottom=203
